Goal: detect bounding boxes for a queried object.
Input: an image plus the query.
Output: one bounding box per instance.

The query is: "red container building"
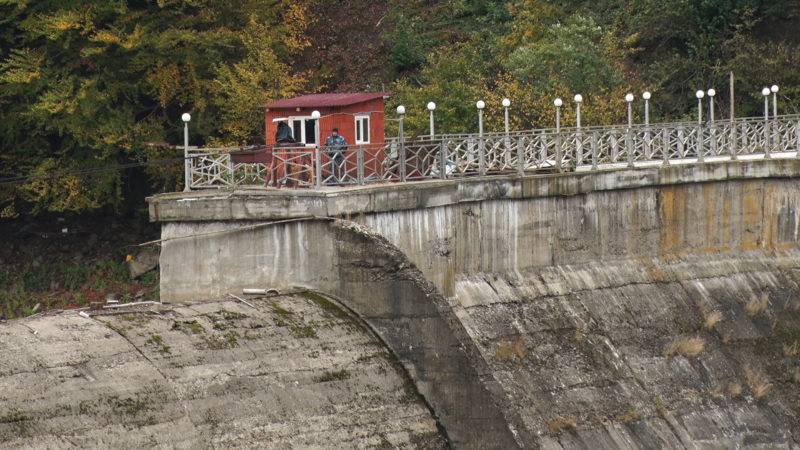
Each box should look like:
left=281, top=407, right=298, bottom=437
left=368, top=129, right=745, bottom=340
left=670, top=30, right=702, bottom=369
left=260, top=92, right=390, bottom=147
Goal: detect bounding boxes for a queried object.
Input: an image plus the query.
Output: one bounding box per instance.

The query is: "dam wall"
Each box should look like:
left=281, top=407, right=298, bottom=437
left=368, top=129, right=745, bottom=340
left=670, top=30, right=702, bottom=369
left=147, top=158, right=800, bottom=447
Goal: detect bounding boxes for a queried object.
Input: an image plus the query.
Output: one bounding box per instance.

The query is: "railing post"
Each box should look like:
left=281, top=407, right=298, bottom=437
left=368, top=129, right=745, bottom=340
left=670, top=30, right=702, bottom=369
left=696, top=123, right=704, bottom=162
left=357, top=146, right=365, bottom=185
left=478, top=137, right=486, bottom=176
left=314, top=145, right=322, bottom=189
left=555, top=133, right=563, bottom=173
left=710, top=122, right=717, bottom=156
left=626, top=128, right=634, bottom=168
left=796, top=120, right=800, bottom=159
left=591, top=131, right=599, bottom=171
left=662, top=128, right=670, bottom=166
left=227, top=153, right=234, bottom=188
left=440, top=140, right=448, bottom=180
left=764, top=120, right=771, bottom=159
left=677, top=125, right=685, bottom=158
left=730, top=121, right=737, bottom=160
left=517, top=136, right=525, bottom=176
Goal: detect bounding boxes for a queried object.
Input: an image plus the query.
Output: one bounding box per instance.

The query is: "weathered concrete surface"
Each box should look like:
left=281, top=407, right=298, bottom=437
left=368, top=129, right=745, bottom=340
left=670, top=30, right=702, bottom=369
left=147, top=158, right=800, bottom=223
left=0, top=294, right=446, bottom=448
left=154, top=160, right=800, bottom=301
left=454, top=251, right=800, bottom=447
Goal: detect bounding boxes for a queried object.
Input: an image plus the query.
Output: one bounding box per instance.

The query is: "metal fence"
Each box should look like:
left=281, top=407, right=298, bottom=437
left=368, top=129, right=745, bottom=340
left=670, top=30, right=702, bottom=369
left=187, top=115, right=800, bottom=189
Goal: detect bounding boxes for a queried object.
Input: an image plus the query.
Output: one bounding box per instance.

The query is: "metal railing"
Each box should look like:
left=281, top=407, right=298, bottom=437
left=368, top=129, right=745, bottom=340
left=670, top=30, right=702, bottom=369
left=187, top=115, right=800, bottom=189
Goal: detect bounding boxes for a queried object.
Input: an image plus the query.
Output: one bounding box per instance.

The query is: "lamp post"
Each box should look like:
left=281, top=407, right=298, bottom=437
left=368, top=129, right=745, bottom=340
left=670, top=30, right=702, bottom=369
left=427, top=101, right=436, bottom=138
left=554, top=98, right=562, bottom=132
left=502, top=98, right=511, bottom=135
left=311, top=110, right=321, bottom=188
left=625, top=93, right=634, bottom=128
left=182, top=112, right=191, bottom=192
left=642, top=91, right=651, bottom=127
left=696, top=90, right=705, bottom=124
left=476, top=100, right=485, bottom=137
left=707, top=89, right=716, bottom=122
left=771, top=85, right=779, bottom=118
left=574, top=94, right=583, bottom=129
left=397, top=105, right=406, bottom=181
left=554, top=98, right=563, bottom=172
left=762, top=87, right=770, bottom=121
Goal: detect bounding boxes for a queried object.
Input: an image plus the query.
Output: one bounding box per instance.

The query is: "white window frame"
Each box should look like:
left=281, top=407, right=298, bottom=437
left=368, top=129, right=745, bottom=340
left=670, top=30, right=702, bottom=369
left=288, top=116, right=317, bottom=146
left=355, top=115, right=370, bottom=144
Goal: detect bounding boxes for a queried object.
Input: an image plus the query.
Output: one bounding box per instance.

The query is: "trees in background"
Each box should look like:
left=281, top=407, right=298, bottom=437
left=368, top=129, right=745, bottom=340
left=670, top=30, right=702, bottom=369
left=1, top=0, right=798, bottom=217
left=0, top=0, right=309, bottom=217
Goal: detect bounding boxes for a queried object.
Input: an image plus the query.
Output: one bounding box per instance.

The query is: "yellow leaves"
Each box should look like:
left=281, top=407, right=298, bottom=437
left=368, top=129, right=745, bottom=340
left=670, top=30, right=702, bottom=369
left=0, top=48, right=44, bottom=85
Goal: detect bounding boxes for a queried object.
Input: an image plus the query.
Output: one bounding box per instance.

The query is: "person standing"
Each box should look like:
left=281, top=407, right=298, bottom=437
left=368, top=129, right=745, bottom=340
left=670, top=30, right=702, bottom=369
left=324, top=128, right=348, bottom=184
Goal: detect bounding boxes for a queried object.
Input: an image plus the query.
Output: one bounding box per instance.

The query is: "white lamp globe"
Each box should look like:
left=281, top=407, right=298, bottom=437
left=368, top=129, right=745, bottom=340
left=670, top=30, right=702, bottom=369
left=476, top=100, right=485, bottom=109
left=396, top=105, right=406, bottom=115
left=311, top=110, right=321, bottom=119
left=574, top=94, right=583, bottom=103
left=761, top=87, right=770, bottom=96
left=427, top=101, right=436, bottom=111
left=707, top=88, right=716, bottom=97
left=625, top=93, right=634, bottom=102
left=696, top=90, right=705, bottom=99
left=771, top=85, right=779, bottom=93
left=642, top=91, right=651, bottom=100
left=181, top=113, right=191, bottom=122
left=502, top=98, right=511, bottom=107
left=554, top=98, right=563, bottom=107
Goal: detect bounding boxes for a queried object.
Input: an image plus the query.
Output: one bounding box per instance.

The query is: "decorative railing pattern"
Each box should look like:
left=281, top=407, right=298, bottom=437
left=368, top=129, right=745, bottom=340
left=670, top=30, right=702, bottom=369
left=187, top=115, right=800, bottom=189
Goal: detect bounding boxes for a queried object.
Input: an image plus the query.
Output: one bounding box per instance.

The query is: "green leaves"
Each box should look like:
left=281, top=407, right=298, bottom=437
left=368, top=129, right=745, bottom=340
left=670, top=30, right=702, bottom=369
left=0, top=0, right=310, bottom=216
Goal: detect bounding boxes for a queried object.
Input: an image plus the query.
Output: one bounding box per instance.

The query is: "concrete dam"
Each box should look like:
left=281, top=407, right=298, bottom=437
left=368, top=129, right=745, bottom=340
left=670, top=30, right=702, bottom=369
left=4, top=158, right=800, bottom=448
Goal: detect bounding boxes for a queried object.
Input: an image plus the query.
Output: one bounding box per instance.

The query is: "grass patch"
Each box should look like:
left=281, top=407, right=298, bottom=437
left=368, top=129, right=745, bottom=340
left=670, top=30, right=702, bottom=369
left=494, top=336, right=527, bottom=361
left=205, top=330, right=239, bottom=349
left=746, top=293, right=769, bottom=317
left=727, top=382, right=743, bottom=397
left=547, top=416, right=577, bottom=436
left=1, top=410, right=31, bottom=435
left=145, top=334, right=171, bottom=355
left=290, top=323, right=317, bottom=338
left=663, top=335, right=705, bottom=358
left=703, top=311, right=723, bottom=330
left=743, top=365, right=772, bottom=399
left=616, top=408, right=641, bottom=424
left=171, top=320, right=204, bottom=334
left=784, top=340, right=799, bottom=357
left=316, top=369, right=350, bottom=382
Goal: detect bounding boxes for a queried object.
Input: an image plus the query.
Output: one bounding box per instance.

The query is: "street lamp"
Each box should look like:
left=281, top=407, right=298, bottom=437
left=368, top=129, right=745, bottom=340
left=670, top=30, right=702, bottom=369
left=476, top=100, right=485, bottom=137
left=625, top=93, right=634, bottom=128
left=642, top=91, right=651, bottom=126
left=707, top=88, right=716, bottom=122
left=574, top=94, right=583, bottom=129
left=761, top=87, right=770, bottom=121
left=554, top=98, right=562, bottom=133
left=182, top=112, right=191, bottom=192
left=771, top=85, right=779, bottom=118
left=696, top=90, right=705, bottom=124
left=427, top=101, right=436, bottom=138
left=502, top=98, right=511, bottom=135
left=311, top=110, right=321, bottom=188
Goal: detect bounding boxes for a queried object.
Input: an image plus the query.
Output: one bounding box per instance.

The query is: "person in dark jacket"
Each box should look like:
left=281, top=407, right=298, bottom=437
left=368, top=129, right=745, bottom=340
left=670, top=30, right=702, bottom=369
left=275, top=121, right=295, bottom=143
left=268, top=121, right=296, bottom=188
left=324, top=128, right=348, bottom=183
